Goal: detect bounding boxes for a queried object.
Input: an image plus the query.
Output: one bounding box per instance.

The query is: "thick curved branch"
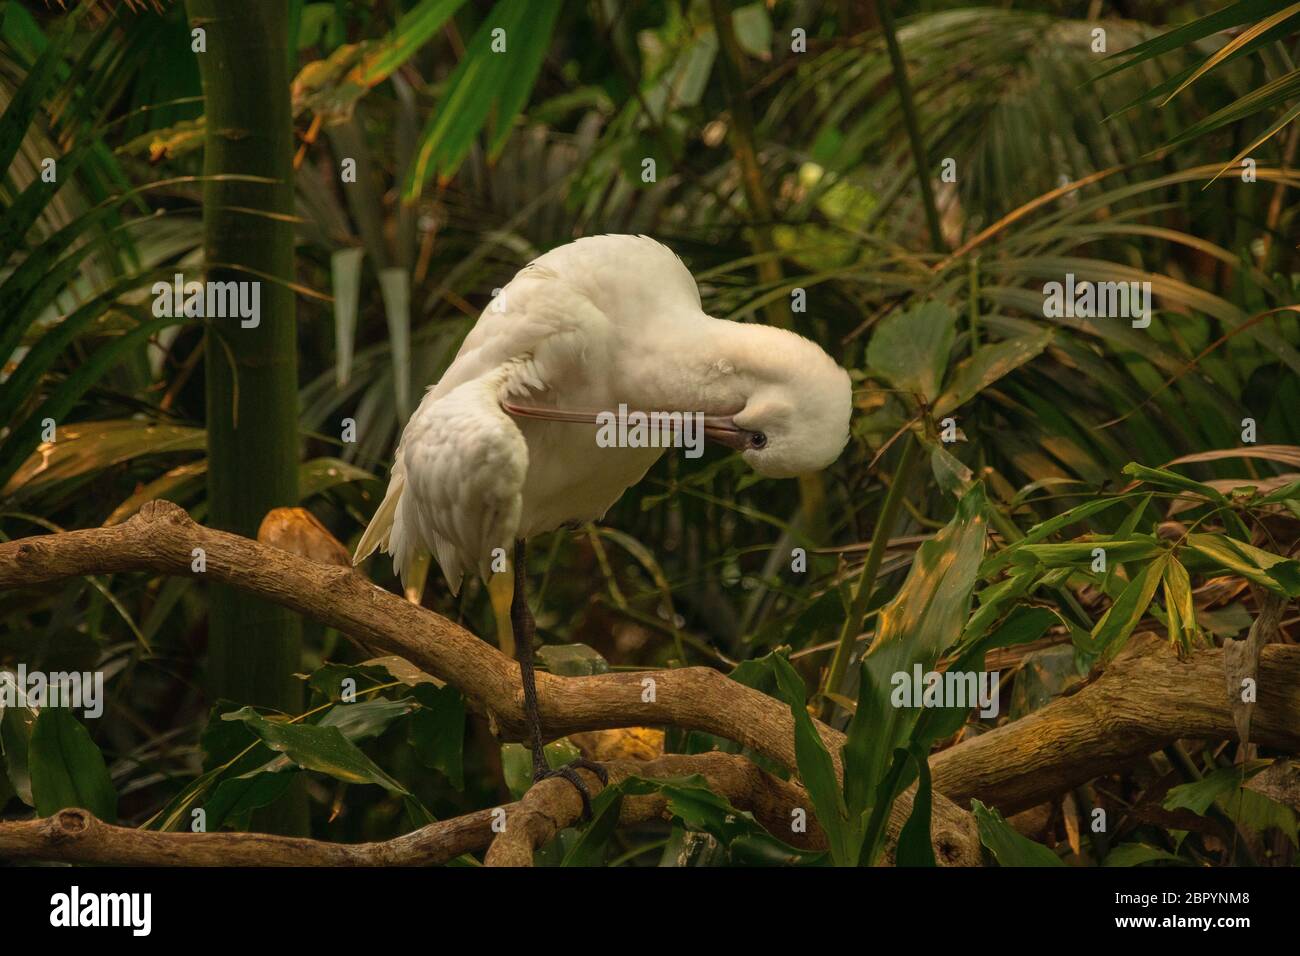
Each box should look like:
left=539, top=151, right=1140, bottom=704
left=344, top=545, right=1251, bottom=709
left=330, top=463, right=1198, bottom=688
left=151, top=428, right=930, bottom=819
left=5, top=502, right=1294, bottom=860
left=931, top=636, right=1300, bottom=813
left=4, top=753, right=961, bottom=867
left=0, top=503, right=978, bottom=860
left=482, top=752, right=981, bottom=866
left=0, top=806, right=494, bottom=866
left=0, top=502, right=816, bottom=766
left=485, top=753, right=821, bottom=866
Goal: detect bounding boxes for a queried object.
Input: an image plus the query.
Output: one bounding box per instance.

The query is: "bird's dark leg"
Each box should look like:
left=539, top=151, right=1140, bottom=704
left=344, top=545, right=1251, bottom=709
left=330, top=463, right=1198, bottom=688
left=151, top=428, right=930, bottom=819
left=511, top=540, right=607, bottom=820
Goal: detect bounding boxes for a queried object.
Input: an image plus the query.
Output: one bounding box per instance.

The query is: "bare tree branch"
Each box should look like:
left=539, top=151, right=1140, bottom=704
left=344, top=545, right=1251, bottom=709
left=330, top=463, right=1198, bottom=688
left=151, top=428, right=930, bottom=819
left=0, top=754, right=852, bottom=867
left=930, top=635, right=1300, bottom=813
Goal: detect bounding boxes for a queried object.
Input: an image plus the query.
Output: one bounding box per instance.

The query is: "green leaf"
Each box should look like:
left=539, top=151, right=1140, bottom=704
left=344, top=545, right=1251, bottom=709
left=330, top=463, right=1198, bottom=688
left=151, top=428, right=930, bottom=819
left=1164, top=764, right=1264, bottom=816
left=0, top=317, right=188, bottom=493
left=500, top=738, right=581, bottom=800
left=1089, top=554, right=1168, bottom=659
left=298, top=456, right=378, bottom=498
left=405, top=0, right=561, bottom=196
left=537, top=643, right=610, bottom=676
left=28, top=707, right=117, bottom=823
left=408, top=683, right=465, bottom=790
left=222, top=707, right=409, bottom=793
left=933, top=329, right=1052, bottom=417
left=485, top=0, right=564, bottom=157
left=770, top=653, right=852, bottom=865
left=1162, top=558, right=1198, bottom=653
left=1010, top=538, right=1163, bottom=570
left=0, top=4, right=83, bottom=178
left=620, top=774, right=823, bottom=866
left=2, top=417, right=204, bottom=499
left=895, top=748, right=935, bottom=866
left=560, top=787, right=624, bottom=866
left=731, top=3, right=773, bottom=58
left=330, top=246, right=365, bottom=389
left=1186, top=534, right=1300, bottom=596
left=1096, top=0, right=1286, bottom=77
left=1104, top=843, right=1191, bottom=867
left=378, top=267, right=412, bottom=418
left=357, top=0, right=471, bottom=84
left=0, top=693, right=37, bottom=806
left=971, top=799, right=1063, bottom=866
left=866, top=300, right=956, bottom=404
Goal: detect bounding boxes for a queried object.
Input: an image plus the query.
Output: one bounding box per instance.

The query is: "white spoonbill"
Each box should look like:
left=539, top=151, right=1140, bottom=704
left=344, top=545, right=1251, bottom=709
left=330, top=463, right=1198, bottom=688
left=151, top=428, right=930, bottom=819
left=354, top=234, right=852, bottom=812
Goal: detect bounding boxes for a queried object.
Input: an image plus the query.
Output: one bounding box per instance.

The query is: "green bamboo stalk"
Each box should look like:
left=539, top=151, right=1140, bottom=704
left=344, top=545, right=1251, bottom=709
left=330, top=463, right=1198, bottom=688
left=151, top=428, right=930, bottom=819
left=820, top=433, right=920, bottom=718
left=186, top=0, right=305, bottom=834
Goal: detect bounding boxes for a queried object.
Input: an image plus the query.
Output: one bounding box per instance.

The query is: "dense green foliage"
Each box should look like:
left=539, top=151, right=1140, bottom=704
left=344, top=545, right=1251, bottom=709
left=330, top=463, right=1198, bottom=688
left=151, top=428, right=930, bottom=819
left=1, top=0, right=1297, bottom=866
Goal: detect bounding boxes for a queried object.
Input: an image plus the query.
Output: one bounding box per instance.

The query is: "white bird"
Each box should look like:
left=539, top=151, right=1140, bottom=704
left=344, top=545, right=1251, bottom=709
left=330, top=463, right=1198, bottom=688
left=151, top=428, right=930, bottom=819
left=354, top=234, right=852, bottom=810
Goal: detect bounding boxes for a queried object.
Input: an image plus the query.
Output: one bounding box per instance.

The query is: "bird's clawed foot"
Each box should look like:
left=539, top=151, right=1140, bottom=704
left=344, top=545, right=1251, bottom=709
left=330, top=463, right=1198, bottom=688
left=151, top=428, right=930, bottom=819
left=533, top=759, right=609, bottom=821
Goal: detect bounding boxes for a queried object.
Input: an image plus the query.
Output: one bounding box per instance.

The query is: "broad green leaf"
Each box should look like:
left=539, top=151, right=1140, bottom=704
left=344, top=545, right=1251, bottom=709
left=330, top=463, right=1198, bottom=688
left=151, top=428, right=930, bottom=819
left=205, top=771, right=297, bottom=832
left=222, top=707, right=409, bottom=793
left=500, top=738, right=582, bottom=800
left=408, top=683, right=466, bottom=790
left=28, top=707, right=117, bottom=823
left=972, top=799, right=1063, bottom=866
left=933, top=329, right=1052, bottom=417
left=378, top=267, right=412, bottom=418
left=1122, top=462, right=1228, bottom=504
left=486, top=0, right=564, bottom=157
left=844, top=484, right=988, bottom=856
left=731, top=4, right=773, bottom=58
left=560, top=787, right=624, bottom=867
left=1226, top=789, right=1298, bottom=845
left=299, top=456, right=378, bottom=498
left=985, top=495, right=1133, bottom=574
left=862, top=481, right=989, bottom=704
left=771, top=653, right=851, bottom=865
left=895, top=748, right=935, bottom=866
left=866, top=300, right=956, bottom=404
left=1164, top=764, right=1266, bottom=816
left=0, top=693, right=37, bottom=806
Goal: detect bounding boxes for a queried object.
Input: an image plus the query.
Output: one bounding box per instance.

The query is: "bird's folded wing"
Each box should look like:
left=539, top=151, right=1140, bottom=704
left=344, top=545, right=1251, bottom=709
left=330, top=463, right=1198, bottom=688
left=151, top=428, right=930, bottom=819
left=362, top=371, right=529, bottom=596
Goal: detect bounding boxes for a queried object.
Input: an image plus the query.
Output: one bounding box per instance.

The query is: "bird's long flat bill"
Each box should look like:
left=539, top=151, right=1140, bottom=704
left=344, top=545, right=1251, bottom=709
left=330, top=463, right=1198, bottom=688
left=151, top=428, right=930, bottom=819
left=502, top=401, right=748, bottom=450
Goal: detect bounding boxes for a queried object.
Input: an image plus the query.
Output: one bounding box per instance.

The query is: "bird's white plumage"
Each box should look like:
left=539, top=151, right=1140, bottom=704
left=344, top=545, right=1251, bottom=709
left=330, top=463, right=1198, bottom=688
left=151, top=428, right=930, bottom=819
left=355, top=235, right=852, bottom=595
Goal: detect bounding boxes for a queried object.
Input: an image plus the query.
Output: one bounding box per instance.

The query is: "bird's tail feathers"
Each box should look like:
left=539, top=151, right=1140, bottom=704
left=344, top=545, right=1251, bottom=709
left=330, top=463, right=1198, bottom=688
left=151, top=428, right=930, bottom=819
left=353, top=472, right=404, bottom=566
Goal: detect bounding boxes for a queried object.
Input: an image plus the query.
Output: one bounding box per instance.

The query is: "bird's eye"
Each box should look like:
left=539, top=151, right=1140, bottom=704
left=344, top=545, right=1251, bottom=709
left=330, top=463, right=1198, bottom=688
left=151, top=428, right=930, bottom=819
left=749, top=431, right=767, bottom=449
